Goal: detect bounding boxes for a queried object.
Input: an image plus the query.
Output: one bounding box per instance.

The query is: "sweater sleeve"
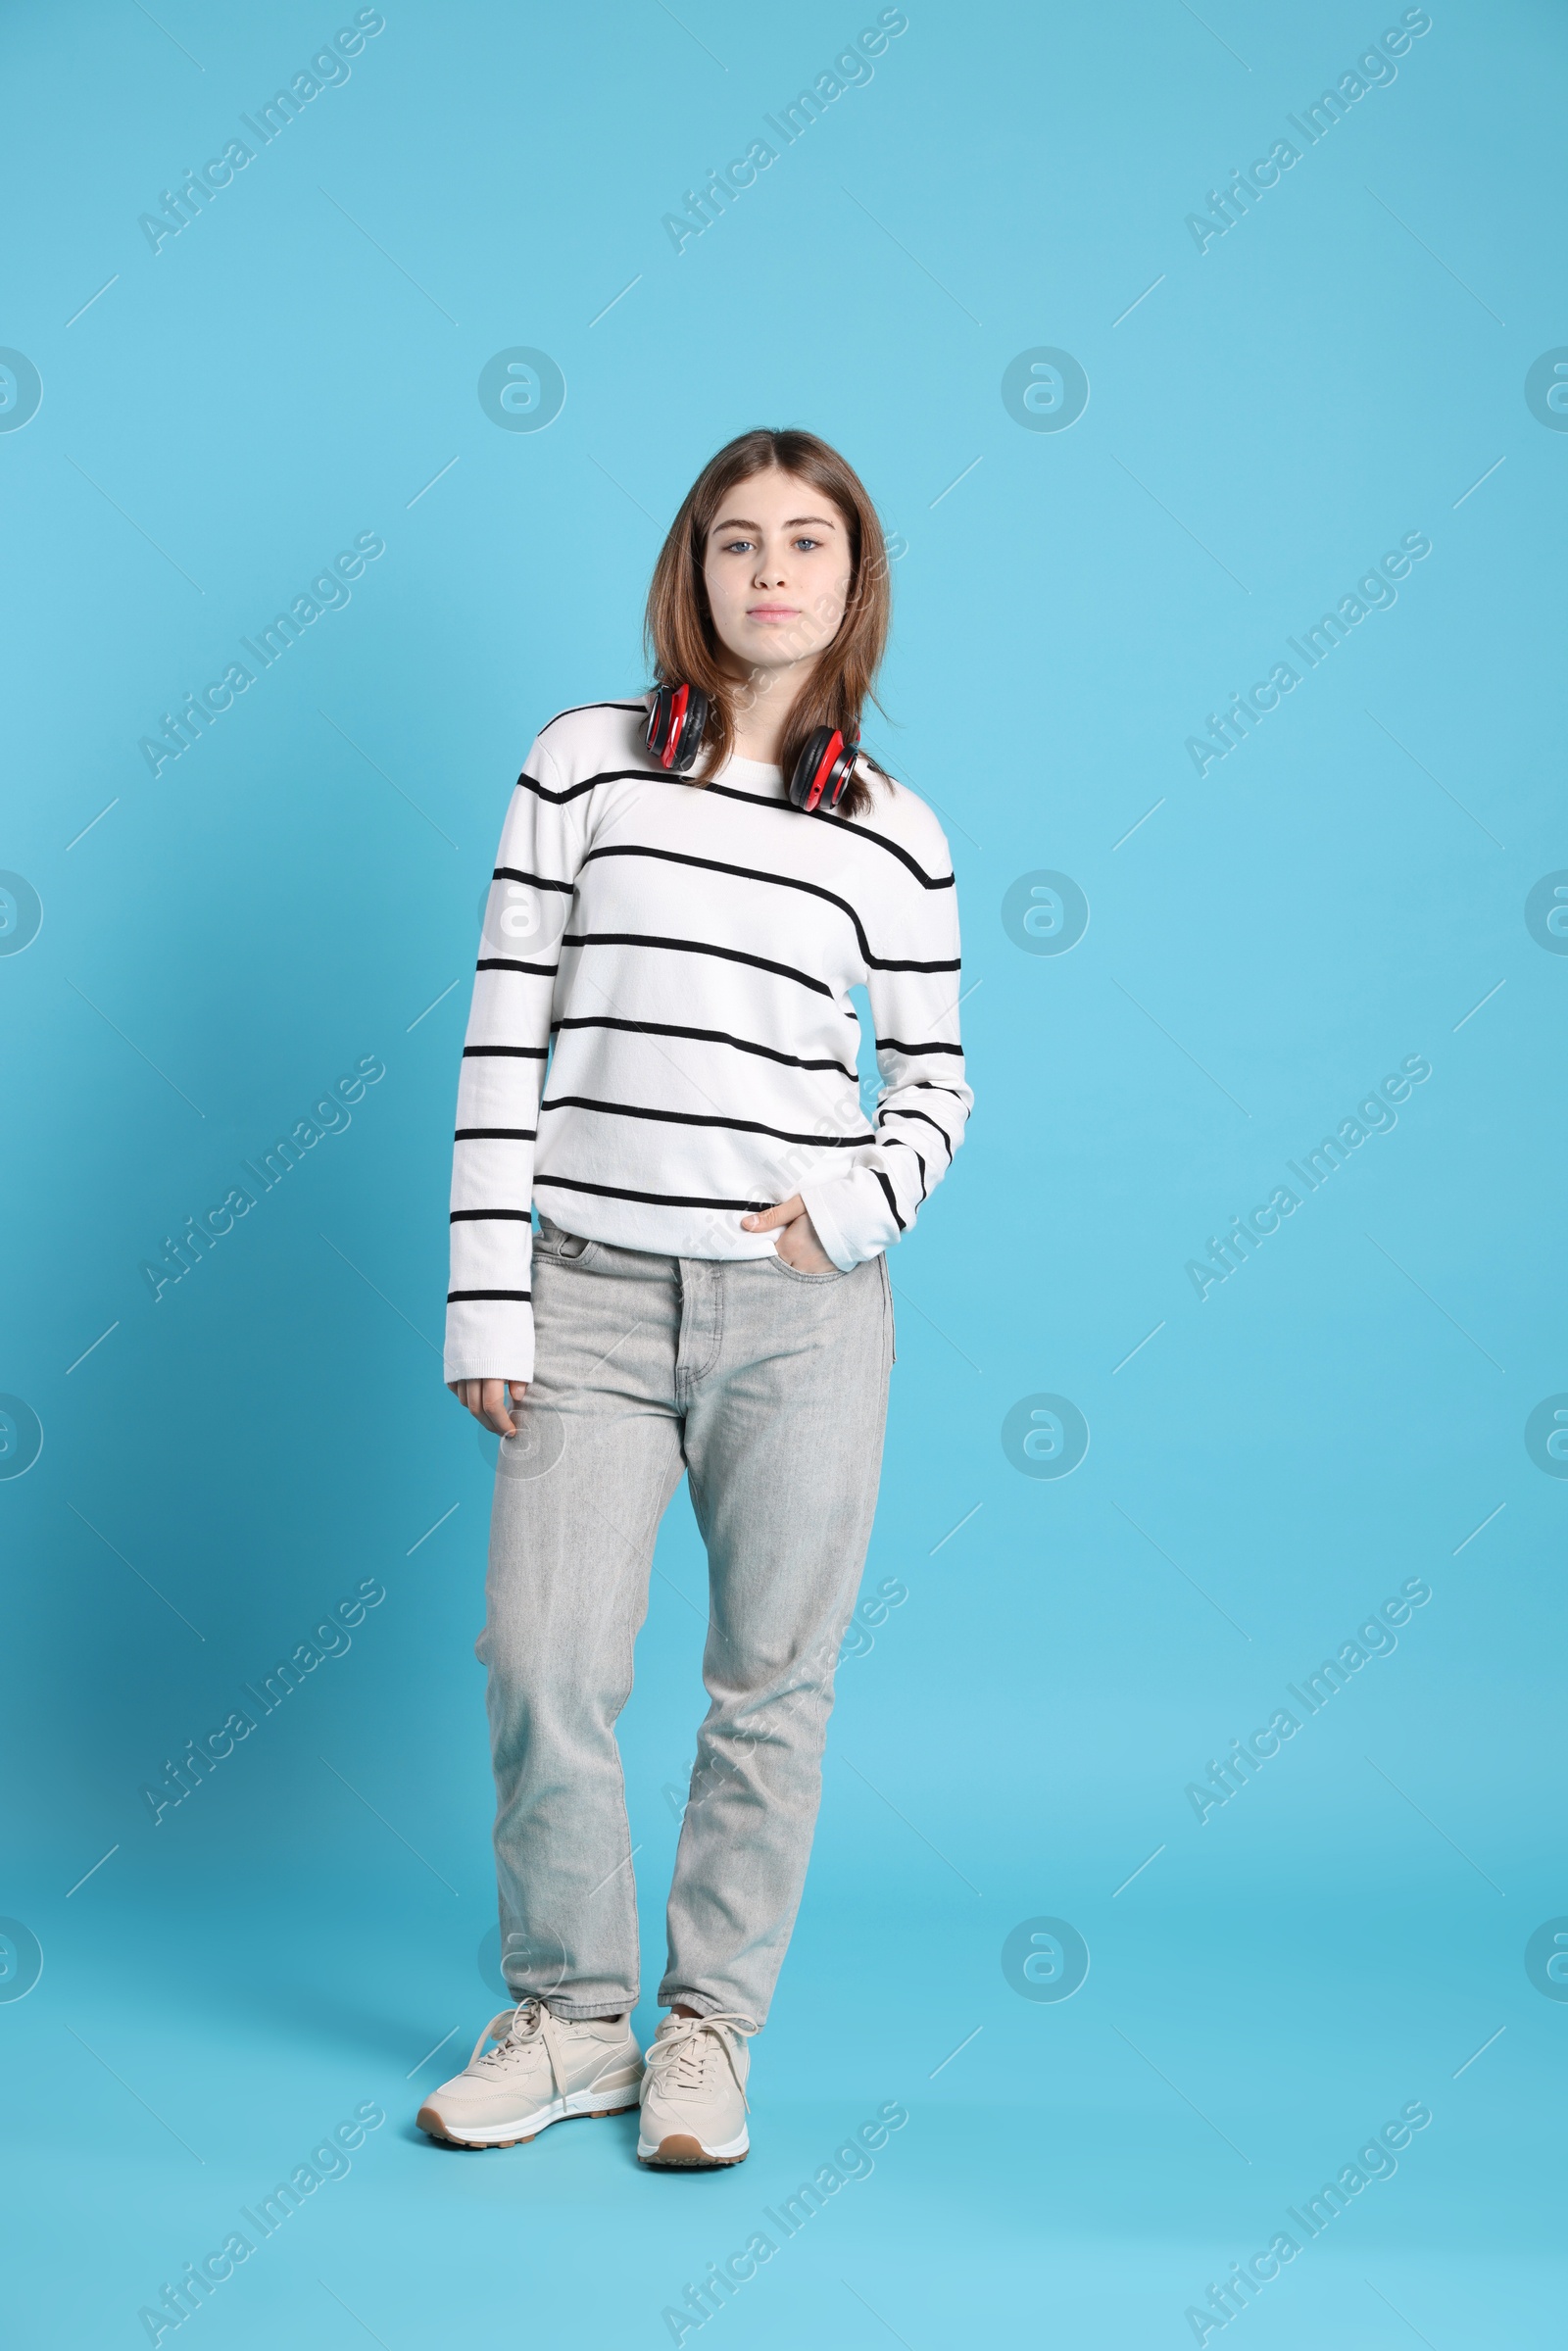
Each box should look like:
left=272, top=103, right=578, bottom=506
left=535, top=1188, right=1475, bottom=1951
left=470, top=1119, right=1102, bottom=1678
left=443, top=741, right=588, bottom=1385
left=798, top=826, right=972, bottom=1271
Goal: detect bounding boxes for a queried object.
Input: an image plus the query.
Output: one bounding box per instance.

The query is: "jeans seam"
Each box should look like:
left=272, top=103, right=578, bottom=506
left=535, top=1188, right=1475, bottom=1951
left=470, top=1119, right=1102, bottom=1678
left=676, top=1265, right=724, bottom=1398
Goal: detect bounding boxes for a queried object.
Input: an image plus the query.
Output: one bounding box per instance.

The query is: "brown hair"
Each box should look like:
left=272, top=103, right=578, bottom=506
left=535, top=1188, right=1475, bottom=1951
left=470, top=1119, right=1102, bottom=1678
left=643, top=427, right=892, bottom=819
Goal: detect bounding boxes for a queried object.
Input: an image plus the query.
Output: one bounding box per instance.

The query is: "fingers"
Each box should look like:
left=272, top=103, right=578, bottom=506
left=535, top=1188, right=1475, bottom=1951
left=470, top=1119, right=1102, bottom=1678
left=483, top=1378, right=517, bottom=1437
left=796, top=1211, right=834, bottom=1270
left=741, top=1194, right=805, bottom=1233
left=774, top=1209, right=836, bottom=1275
left=449, top=1378, right=522, bottom=1436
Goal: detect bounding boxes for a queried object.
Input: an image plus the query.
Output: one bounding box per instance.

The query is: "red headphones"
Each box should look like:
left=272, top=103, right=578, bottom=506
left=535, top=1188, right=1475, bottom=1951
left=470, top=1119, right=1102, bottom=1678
left=645, top=684, right=859, bottom=814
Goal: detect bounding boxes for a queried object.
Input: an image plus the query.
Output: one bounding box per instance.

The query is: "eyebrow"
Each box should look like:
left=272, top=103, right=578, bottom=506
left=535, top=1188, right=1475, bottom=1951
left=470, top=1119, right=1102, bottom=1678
left=709, top=514, right=839, bottom=534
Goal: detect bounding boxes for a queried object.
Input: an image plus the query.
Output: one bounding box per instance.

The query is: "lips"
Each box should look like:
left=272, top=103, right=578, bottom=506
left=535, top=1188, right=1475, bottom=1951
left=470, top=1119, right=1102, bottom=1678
left=747, top=605, right=799, bottom=621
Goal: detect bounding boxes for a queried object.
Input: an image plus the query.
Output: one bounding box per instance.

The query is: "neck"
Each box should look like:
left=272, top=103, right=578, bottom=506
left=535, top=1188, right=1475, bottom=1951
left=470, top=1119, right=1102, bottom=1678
left=724, top=658, right=815, bottom=765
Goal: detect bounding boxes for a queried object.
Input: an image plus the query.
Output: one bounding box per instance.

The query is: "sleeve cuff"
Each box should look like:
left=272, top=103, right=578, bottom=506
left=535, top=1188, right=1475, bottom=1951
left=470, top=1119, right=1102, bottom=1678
left=443, top=1298, right=535, bottom=1387
left=799, top=1174, right=879, bottom=1271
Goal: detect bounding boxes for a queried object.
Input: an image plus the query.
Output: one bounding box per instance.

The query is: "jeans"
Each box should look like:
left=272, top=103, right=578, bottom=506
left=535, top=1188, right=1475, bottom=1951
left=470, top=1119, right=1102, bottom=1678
left=478, top=1211, right=894, bottom=2026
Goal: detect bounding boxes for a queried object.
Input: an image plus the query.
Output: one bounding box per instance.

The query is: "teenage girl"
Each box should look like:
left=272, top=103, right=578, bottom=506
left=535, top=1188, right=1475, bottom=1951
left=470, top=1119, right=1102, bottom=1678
left=417, top=427, right=970, bottom=2168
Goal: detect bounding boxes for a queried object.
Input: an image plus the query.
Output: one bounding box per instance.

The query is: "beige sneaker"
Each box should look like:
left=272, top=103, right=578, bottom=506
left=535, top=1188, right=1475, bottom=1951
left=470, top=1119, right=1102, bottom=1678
left=636, top=2010, right=757, bottom=2168
left=416, top=1999, right=643, bottom=2147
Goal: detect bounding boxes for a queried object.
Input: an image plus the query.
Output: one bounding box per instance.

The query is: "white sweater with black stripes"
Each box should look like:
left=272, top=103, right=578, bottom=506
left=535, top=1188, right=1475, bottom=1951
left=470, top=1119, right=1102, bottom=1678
left=444, top=699, right=972, bottom=1383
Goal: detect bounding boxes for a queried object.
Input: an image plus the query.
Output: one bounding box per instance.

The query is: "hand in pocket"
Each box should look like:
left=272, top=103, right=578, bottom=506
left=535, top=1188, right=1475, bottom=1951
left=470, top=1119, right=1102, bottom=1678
left=741, top=1195, right=837, bottom=1274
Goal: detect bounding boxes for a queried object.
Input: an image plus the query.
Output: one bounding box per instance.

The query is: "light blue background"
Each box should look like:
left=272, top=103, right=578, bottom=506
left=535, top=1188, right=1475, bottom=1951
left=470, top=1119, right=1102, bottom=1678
left=3, top=1, right=1565, bottom=2343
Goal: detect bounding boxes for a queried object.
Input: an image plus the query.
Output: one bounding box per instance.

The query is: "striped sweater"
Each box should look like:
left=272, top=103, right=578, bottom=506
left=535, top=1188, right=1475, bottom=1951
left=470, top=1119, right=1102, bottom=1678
left=444, top=698, right=971, bottom=1383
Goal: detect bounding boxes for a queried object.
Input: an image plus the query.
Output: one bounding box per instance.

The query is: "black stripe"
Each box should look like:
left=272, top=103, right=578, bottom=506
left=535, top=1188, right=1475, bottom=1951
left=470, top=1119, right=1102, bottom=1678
left=698, top=779, right=956, bottom=891
left=492, top=866, right=575, bottom=894
left=535, top=1175, right=774, bottom=1211
left=512, top=762, right=956, bottom=892
left=876, top=1035, right=964, bottom=1058
left=454, top=1127, right=536, bottom=1142
left=872, top=1167, right=906, bottom=1232
left=447, top=1288, right=531, bottom=1302
left=579, top=844, right=960, bottom=974
left=450, top=1207, right=530, bottom=1222
left=562, top=931, right=833, bottom=999
left=476, top=957, right=560, bottom=977
left=911, top=1078, right=969, bottom=1098
left=881, top=1105, right=956, bottom=1161
left=883, top=1133, right=930, bottom=1199
left=515, top=763, right=655, bottom=808
left=464, top=1044, right=549, bottom=1059
left=553, top=1014, right=857, bottom=1082
left=538, top=1094, right=874, bottom=1149
left=539, top=699, right=646, bottom=733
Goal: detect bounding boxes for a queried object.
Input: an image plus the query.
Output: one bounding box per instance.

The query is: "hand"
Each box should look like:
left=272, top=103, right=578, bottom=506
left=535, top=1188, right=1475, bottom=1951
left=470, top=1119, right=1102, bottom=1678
left=448, top=1378, right=528, bottom=1436
left=741, top=1194, right=837, bottom=1274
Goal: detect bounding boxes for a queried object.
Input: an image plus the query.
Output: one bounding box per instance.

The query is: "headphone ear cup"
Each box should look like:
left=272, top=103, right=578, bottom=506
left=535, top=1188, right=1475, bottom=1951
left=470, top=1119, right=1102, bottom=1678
left=644, top=686, right=674, bottom=763
left=821, top=738, right=859, bottom=812
left=789, top=727, right=838, bottom=810
left=645, top=684, right=710, bottom=771
left=672, top=684, right=710, bottom=773
left=789, top=727, right=859, bottom=812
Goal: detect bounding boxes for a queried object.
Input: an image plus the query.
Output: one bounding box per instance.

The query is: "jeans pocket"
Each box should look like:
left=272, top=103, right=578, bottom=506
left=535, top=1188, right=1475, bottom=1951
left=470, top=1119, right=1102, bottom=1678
left=536, top=1216, right=597, bottom=1267
left=766, top=1250, right=849, bottom=1285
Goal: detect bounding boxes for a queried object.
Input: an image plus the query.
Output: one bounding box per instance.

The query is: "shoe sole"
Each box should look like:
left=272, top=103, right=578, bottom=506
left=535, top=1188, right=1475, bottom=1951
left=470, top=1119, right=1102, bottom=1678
left=417, top=2090, right=641, bottom=2148
left=637, top=2131, right=750, bottom=2170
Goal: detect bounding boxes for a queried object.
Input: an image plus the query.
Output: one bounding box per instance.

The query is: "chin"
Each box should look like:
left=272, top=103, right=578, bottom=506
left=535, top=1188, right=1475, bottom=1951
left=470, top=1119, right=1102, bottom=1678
left=742, top=636, right=815, bottom=667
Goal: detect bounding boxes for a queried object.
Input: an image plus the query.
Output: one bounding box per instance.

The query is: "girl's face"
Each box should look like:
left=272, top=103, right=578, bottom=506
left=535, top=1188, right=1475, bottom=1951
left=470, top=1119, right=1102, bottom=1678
left=701, top=468, right=853, bottom=681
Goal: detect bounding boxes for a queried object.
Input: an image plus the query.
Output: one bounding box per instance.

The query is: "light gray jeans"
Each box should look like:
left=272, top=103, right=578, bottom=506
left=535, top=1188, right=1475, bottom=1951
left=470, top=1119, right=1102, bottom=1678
left=478, top=1211, right=894, bottom=2027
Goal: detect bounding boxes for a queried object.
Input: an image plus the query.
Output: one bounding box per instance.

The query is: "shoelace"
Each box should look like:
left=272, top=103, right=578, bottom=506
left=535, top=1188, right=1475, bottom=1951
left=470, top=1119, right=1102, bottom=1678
left=467, top=1998, right=566, bottom=2096
left=644, top=2011, right=757, bottom=2112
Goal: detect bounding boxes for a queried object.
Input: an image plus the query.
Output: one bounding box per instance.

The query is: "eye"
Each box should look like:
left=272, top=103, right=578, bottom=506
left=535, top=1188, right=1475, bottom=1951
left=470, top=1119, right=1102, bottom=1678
left=792, top=535, right=821, bottom=552
left=719, top=536, right=755, bottom=555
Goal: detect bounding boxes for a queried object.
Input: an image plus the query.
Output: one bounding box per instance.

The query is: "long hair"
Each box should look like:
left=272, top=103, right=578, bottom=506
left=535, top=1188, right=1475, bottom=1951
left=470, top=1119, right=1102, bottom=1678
left=644, top=427, right=892, bottom=820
